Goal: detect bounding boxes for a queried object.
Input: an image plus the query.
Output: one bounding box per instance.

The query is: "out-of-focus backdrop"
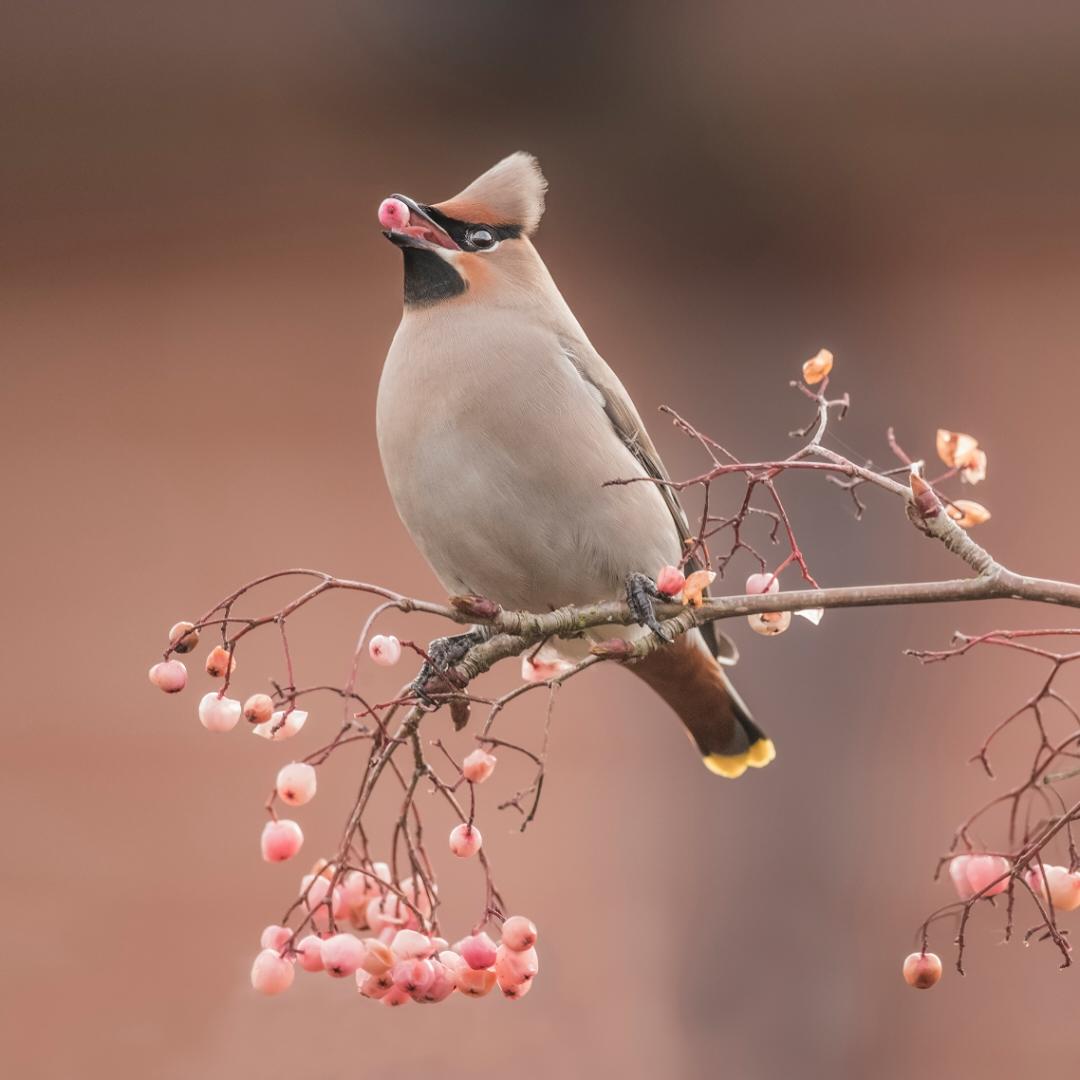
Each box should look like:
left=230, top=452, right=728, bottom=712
left=4, top=3, right=1080, bottom=1077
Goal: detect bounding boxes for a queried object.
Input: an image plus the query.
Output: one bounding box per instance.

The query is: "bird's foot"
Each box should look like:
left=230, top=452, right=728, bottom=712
left=410, top=628, right=492, bottom=705
left=626, top=572, right=675, bottom=643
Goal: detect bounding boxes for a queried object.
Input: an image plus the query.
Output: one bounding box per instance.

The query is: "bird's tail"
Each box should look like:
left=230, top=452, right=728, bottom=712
left=630, top=631, right=775, bottom=778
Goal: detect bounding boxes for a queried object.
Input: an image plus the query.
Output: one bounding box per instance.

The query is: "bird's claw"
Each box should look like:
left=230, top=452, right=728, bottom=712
left=626, top=572, right=675, bottom=643
left=410, top=628, right=490, bottom=705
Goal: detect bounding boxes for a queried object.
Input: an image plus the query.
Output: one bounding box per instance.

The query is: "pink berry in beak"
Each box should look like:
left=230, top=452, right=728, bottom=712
left=260, top=819, right=303, bottom=862
left=449, top=823, right=482, bottom=858
left=251, top=948, right=295, bottom=994
left=462, top=749, right=497, bottom=784
left=369, top=634, right=402, bottom=666
left=500, top=915, right=537, bottom=952
left=198, top=692, right=242, bottom=732
left=149, top=660, right=187, bottom=693
left=276, top=761, right=317, bottom=806
left=378, top=197, right=411, bottom=231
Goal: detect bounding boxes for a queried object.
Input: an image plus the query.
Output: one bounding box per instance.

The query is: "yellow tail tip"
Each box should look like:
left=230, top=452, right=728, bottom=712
left=703, top=738, right=776, bottom=778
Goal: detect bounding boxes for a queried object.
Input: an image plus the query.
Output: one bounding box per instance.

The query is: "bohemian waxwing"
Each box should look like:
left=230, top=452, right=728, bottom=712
left=376, top=152, right=773, bottom=778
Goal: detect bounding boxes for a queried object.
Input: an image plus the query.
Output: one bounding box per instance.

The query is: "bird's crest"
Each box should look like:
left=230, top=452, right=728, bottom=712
left=435, top=152, right=547, bottom=235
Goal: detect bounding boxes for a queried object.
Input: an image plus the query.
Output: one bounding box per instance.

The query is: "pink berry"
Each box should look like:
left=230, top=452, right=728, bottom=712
left=260, top=924, right=291, bottom=951
left=948, top=854, right=975, bottom=899
left=276, top=762, right=317, bottom=806
left=1028, top=864, right=1080, bottom=911
left=414, top=960, right=456, bottom=1003
left=198, top=691, right=242, bottom=732
left=380, top=985, right=412, bottom=1007
left=296, top=935, right=325, bottom=972
left=391, top=929, right=434, bottom=959
left=462, top=749, right=497, bottom=784
left=459, top=932, right=497, bottom=970
left=400, top=875, right=435, bottom=920
left=655, top=564, right=686, bottom=597
left=391, top=958, right=434, bottom=994
left=498, top=944, right=538, bottom=982
left=260, top=819, right=303, bottom=862
left=902, top=952, right=942, bottom=989
left=438, top=949, right=467, bottom=976
left=499, top=973, right=534, bottom=1000
left=745, top=572, right=781, bottom=595
left=358, top=970, right=394, bottom=999
left=204, top=645, right=236, bottom=679
left=378, top=197, right=411, bottom=231
left=455, top=966, right=497, bottom=997
left=366, top=894, right=406, bottom=934
left=302, top=876, right=345, bottom=932
left=321, top=933, right=366, bottom=977
left=359, top=938, right=395, bottom=975
left=449, top=823, right=482, bottom=858
left=342, top=870, right=377, bottom=913
left=369, top=634, right=402, bottom=666
left=521, top=653, right=574, bottom=683
left=149, top=660, right=187, bottom=693
left=500, top=915, right=537, bottom=952
left=964, top=854, right=1011, bottom=897
left=251, top=948, right=294, bottom=995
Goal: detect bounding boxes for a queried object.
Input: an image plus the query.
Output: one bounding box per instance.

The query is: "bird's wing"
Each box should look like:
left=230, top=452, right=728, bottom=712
left=561, top=337, right=738, bottom=665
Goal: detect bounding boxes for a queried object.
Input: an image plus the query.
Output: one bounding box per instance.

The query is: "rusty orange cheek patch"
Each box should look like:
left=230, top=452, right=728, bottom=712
left=453, top=253, right=490, bottom=294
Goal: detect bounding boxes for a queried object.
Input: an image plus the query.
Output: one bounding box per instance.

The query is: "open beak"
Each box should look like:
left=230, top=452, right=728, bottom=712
left=382, top=195, right=461, bottom=252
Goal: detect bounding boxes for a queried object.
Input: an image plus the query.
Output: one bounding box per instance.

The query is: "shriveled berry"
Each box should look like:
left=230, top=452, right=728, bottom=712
left=205, top=645, right=236, bottom=678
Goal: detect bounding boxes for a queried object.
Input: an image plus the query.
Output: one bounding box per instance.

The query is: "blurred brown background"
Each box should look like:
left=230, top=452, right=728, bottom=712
left=4, top=2, right=1080, bottom=1077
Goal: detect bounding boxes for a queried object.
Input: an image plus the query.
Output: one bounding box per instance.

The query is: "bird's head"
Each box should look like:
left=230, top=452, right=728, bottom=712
left=378, top=152, right=548, bottom=307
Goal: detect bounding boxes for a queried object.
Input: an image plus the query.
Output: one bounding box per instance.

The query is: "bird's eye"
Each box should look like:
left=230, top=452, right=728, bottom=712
left=467, top=227, right=497, bottom=251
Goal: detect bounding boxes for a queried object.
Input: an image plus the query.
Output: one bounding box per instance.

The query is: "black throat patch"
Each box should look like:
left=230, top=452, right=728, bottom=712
left=403, top=248, right=466, bottom=306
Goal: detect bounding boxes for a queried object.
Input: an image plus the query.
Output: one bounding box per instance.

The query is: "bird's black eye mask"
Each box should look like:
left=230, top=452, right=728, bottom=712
left=416, top=204, right=521, bottom=252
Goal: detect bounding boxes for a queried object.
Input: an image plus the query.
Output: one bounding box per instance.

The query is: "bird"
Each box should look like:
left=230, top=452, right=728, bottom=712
left=375, top=152, right=774, bottom=779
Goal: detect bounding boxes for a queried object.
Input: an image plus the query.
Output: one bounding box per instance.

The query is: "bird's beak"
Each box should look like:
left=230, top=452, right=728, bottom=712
left=382, top=195, right=461, bottom=252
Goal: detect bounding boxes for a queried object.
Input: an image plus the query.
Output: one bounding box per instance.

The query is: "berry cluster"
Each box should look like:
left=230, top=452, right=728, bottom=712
left=250, top=895, right=539, bottom=1007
